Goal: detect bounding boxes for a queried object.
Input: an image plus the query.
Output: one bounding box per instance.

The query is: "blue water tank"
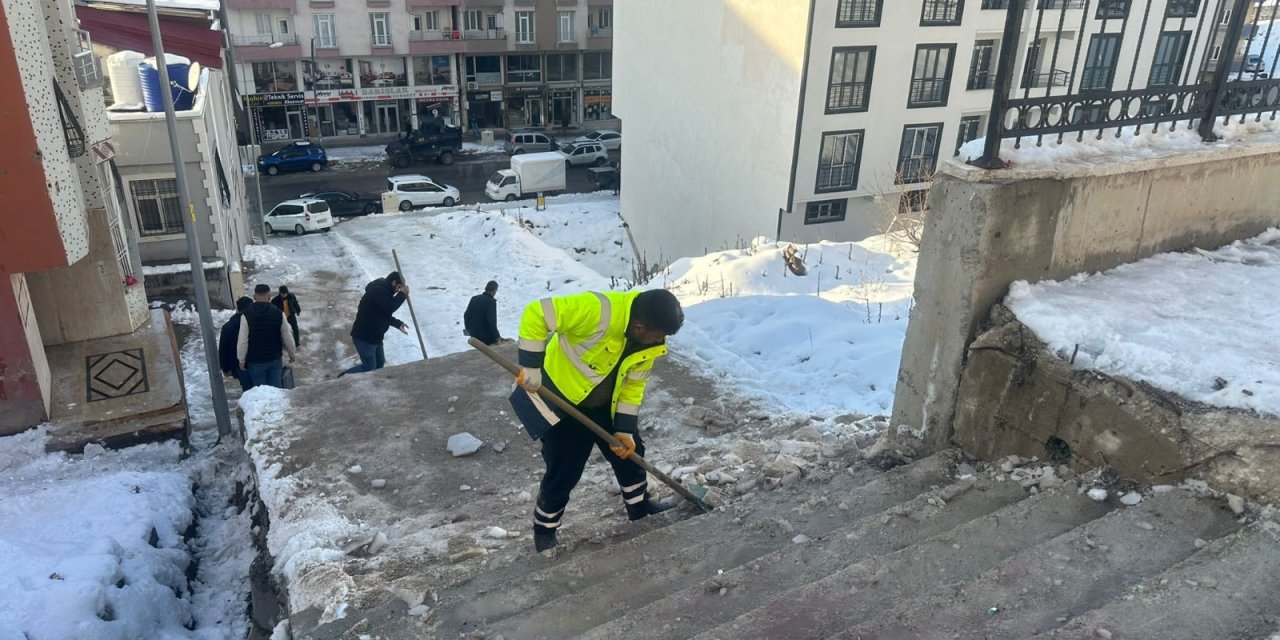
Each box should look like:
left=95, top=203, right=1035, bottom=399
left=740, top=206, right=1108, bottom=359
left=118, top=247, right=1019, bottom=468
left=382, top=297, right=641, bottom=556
left=138, top=57, right=194, bottom=112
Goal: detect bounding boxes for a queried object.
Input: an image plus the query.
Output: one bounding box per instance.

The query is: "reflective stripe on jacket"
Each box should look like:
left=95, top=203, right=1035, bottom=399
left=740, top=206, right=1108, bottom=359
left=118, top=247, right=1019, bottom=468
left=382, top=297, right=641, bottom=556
left=516, top=290, right=666, bottom=432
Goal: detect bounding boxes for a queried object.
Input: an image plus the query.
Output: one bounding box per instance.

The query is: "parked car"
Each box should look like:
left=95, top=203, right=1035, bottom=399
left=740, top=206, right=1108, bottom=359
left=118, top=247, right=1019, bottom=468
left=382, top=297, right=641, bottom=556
left=264, top=198, right=334, bottom=235
left=385, top=174, right=461, bottom=211
left=258, top=141, right=327, bottom=176
left=299, top=190, right=381, bottom=216
left=385, top=125, right=463, bottom=167
left=504, top=131, right=556, bottom=155
left=573, top=129, right=621, bottom=150
left=560, top=141, right=609, bottom=167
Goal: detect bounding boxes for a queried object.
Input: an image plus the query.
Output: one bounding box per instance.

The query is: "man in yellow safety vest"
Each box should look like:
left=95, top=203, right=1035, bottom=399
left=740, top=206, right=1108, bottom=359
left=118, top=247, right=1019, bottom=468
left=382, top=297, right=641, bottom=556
left=510, top=288, right=684, bottom=553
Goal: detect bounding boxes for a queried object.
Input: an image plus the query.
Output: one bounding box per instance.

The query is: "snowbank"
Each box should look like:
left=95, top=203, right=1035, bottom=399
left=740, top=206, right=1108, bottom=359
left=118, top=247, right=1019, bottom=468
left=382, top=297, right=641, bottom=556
left=142, top=260, right=225, bottom=276
left=1007, top=229, right=1280, bottom=417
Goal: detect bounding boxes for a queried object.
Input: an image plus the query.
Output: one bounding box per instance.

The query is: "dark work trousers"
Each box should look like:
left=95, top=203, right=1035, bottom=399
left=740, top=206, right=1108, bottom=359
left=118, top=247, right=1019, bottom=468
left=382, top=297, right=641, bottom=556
left=286, top=315, right=300, bottom=347
left=533, top=403, right=648, bottom=534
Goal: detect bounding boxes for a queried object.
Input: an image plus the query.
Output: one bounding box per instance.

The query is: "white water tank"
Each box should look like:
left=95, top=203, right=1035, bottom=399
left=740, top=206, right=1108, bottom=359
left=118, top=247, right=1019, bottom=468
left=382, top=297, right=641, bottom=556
left=106, top=50, right=145, bottom=109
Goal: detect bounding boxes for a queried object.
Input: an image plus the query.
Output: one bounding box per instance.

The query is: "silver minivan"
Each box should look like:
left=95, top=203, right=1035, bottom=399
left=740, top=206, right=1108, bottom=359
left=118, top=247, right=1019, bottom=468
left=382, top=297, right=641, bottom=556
left=505, top=131, right=556, bottom=155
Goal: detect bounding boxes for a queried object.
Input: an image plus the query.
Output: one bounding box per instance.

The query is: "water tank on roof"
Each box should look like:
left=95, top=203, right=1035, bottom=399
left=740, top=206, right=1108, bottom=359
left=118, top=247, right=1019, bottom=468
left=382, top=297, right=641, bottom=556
left=138, top=54, right=195, bottom=112
left=106, top=50, right=145, bottom=109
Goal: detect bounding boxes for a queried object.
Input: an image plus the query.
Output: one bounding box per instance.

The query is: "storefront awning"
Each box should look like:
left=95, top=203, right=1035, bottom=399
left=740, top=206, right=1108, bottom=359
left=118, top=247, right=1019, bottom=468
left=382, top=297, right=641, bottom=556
left=76, top=5, right=224, bottom=69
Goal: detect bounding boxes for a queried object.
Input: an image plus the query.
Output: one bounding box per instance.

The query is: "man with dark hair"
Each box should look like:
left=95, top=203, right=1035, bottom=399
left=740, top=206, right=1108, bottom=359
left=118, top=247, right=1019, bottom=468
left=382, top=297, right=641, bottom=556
left=219, top=296, right=254, bottom=391
left=237, top=284, right=297, bottom=388
left=463, top=280, right=504, bottom=346
left=340, top=271, right=410, bottom=376
left=271, top=285, right=302, bottom=347
left=509, top=288, right=685, bottom=552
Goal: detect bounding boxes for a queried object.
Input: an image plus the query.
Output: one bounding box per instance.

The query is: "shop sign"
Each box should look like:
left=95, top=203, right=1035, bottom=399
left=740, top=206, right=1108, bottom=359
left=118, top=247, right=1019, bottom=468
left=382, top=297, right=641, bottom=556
left=359, top=85, right=414, bottom=101
left=307, top=89, right=360, bottom=104
left=490, top=90, right=503, bottom=101
left=246, top=92, right=306, bottom=108
left=413, top=84, right=459, bottom=100
left=584, top=94, right=611, bottom=105
left=506, top=86, right=543, bottom=97
left=469, top=91, right=490, bottom=102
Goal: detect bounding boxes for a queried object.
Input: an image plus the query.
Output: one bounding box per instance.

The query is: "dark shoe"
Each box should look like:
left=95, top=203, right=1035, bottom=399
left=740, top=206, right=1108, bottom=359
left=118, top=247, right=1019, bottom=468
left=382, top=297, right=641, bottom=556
left=627, top=499, right=675, bottom=521
left=533, top=529, right=558, bottom=552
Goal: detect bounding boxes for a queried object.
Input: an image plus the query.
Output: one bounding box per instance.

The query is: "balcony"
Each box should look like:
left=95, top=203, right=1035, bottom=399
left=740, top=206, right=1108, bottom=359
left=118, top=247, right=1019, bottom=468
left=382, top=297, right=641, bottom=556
left=367, top=0, right=391, bottom=6
left=371, top=33, right=393, bottom=48
left=968, top=71, right=992, bottom=90
left=461, top=27, right=508, bottom=52
left=1021, top=68, right=1072, bottom=89
left=589, top=26, right=612, bottom=39
left=908, top=77, right=949, bottom=107
left=461, top=28, right=505, bottom=40
left=227, top=0, right=295, bottom=9
left=409, top=29, right=466, bottom=54
left=233, top=35, right=302, bottom=61
left=1038, top=0, right=1085, bottom=8
left=406, top=0, right=460, bottom=6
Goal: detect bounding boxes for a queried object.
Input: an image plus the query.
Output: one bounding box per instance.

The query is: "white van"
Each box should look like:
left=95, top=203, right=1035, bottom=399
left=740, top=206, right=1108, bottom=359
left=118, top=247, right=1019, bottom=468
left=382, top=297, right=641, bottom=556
left=264, top=198, right=334, bottom=235
left=383, top=174, right=461, bottom=211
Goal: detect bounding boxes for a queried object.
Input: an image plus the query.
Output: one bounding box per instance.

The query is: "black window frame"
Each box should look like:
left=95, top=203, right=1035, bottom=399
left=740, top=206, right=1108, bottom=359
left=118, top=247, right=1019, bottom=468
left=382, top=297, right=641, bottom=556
left=815, top=129, right=865, bottom=194
left=921, top=0, right=964, bottom=26
left=908, top=43, right=956, bottom=108
left=1080, top=33, right=1123, bottom=91
left=836, top=0, right=883, bottom=27
left=896, top=123, right=944, bottom=185
left=1148, top=30, right=1191, bottom=88
left=955, top=115, right=982, bottom=153
left=967, top=39, right=995, bottom=90
left=1165, top=0, right=1199, bottom=17
left=981, top=0, right=1008, bottom=8
left=899, top=190, right=928, bottom=214
left=130, top=178, right=185, bottom=237
left=804, top=199, right=848, bottom=225
left=1095, top=0, right=1129, bottom=19
left=825, top=46, right=876, bottom=114
left=505, top=54, right=542, bottom=84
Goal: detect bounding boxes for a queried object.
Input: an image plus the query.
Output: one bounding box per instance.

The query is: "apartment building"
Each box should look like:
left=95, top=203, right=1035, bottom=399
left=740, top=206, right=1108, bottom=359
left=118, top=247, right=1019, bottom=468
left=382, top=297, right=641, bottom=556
left=226, top=0, right=617, bottom=143
left=615, top=0, right=1227, bottom=261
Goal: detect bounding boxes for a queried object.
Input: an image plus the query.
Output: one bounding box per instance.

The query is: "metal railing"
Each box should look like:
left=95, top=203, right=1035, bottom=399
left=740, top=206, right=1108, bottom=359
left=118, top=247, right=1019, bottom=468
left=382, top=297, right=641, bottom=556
left=233, top=34, right=298, bottom=46
left=908, top=77, right=950, bottom=106
left=970, top=0, right=1280, bottom=168
left=895, top=156, right=938, bottom=184
left=462, top=28, right=506, bottom=40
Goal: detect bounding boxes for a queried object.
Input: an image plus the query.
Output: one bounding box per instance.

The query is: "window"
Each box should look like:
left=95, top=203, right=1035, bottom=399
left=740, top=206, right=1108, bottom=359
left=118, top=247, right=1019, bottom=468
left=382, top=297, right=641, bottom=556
left=1165, top=0, right=1198, bottom=18
left=422, top=11, right=439, bottom=31
left=255, top=13, right=273, bottom=37
left=967, top=39, right=995, bottom=89
left=815, top=130, right=864, bottom=193
left=836, top=0, right=882, bottom=27
left=598, top=7, right=612, bottom=28
left=464, top=9, right=482, bottom=31
left=277, top=18, right=290, bottom=36
left=1080, top=34, right=1121, bottom=91
left=215, top=151, right=231, bottom=208
left=314, top=14, right=336, bottom=48
left=131, top=178, right=183, bottom=237
left=981, top=0, right=1008, bottom=8
left=370, top=13, right=391, bottom=46
left=956, top=115, right=982, bottom=153
left=516, top=11, right=535, bottom=43
left=546, top=53, right=578, bottom=81
left=507, top=54, right=541, bottom=83
left=1218, top=7, right=1230, bottom=24
left=1095, top=0, right=1128, bottom=19
left=897, top=124, right=943, bottom=184
left=804, top=200, right=847, bottom=224
left=921, top=0, right=964, bottom=26
left=1211, top=44, right=1222, bottom=61
left=559, top=11, right=575, bottom=42
left=1149, top=31, right=1190, bottom=87
left=583, top=52, right=612, bottom=79
left=466, top=55, right=501, bottom=83
left=908, top=44, right=955, bottom=107
left=826, top=47, right=875, bottom=113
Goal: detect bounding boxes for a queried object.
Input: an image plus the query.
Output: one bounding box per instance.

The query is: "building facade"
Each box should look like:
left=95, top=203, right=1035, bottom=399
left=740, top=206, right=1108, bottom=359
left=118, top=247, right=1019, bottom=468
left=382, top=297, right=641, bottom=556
left=0, top=0, right=150, bottom=429
left=616, top=0, right=1226, bottom=261
left=226, top=0, right=617, bottom=142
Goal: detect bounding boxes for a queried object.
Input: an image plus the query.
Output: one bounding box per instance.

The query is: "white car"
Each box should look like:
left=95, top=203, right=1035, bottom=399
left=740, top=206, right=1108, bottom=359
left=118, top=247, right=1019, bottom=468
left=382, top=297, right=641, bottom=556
left=573, top=129, right=621, bottom=150
left=559, top=141, right=610, bottom=167
left=385, top=174, right=461, bottom=211
left=264, top=198, right=334, bottom=235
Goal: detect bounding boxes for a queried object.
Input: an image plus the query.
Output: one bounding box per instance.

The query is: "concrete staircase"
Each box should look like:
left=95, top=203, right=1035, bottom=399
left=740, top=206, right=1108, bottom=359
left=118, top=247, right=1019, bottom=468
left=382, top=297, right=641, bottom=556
left=423, top=451, right=1279, bottom=640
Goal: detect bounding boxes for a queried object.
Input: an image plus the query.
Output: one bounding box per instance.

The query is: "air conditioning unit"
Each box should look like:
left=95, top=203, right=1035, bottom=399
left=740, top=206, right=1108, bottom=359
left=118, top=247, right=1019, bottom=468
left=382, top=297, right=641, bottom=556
left=72, top=29, right=103, bottom=89
left=466, top=82, right=478, bottom=90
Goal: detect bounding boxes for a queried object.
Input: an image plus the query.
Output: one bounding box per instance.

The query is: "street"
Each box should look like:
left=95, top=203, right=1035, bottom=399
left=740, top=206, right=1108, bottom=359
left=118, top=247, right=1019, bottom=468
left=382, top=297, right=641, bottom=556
left=253, top=151, right=613, bottom=214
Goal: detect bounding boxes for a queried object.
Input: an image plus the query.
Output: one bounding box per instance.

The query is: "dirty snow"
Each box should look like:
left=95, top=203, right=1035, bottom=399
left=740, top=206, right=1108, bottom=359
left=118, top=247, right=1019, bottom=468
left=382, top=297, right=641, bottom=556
left=1007, top=229, right=1280, bottom=417
left=324, top=141, right=504, bottom=166
left=142, top=260, right=226, bottom=276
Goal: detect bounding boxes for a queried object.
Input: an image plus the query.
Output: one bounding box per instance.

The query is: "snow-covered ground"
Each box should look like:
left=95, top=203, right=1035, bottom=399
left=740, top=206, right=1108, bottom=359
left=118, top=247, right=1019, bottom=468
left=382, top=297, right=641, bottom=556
left=323, top=140, right=506, bottom=166
left=1007, top=229, right=1280, bottom=417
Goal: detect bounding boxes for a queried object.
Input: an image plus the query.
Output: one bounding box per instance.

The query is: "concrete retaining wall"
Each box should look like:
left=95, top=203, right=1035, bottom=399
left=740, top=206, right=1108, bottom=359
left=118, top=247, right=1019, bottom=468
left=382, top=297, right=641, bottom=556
left=892, top=140, right=1280, bottom=451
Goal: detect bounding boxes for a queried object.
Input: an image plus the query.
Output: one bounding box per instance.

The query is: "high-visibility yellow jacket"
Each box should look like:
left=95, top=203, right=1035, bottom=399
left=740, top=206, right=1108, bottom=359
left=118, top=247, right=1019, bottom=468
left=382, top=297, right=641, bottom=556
left=517, top=290, right=666, bottom=433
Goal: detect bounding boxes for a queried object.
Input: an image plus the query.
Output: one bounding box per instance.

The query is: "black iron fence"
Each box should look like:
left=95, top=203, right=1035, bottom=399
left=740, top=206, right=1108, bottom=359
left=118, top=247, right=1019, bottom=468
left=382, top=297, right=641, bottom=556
left=971, top=0, right=1280, bottom=168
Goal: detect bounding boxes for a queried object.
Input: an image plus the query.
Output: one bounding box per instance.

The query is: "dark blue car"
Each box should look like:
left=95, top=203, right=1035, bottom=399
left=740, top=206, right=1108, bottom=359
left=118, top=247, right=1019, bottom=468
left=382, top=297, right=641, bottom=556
left=258, top=141, right=327, bottom=176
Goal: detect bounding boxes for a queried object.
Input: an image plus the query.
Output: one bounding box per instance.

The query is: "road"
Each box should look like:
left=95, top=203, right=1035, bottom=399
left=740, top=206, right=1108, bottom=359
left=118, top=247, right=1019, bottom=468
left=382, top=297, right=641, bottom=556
left=251, top=152, right=613, bottom=215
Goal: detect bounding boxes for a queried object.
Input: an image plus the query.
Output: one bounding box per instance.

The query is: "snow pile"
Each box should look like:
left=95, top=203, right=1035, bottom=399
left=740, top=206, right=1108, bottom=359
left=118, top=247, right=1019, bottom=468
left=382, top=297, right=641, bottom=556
left=1007, top=229, right=1280, bottom=417
left=0, top=430, right=196, bottom=639
left=660, top=236, right=917, bottom=415
left=462, top=141, right=505, bottom=154
left=323, top=145, right=386, bottom=164
left=142, top=260, right=225, bottom=276
left=957, top=118, right=1280, bottom=171
left=243, top=242, right=303, bottom=286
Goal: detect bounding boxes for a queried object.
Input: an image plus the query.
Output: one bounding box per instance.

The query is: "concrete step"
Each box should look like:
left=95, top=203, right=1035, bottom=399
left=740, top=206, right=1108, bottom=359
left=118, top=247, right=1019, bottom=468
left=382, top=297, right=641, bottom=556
left=1028, top=521, right=1280, bottom=640
left=826, top=490, right=1242, bottom=640
left=428, top=453, right=958, bottom=637
left=574, top=475, right=1030, bottom=640
left=692, top=488, right=1111, bottom=640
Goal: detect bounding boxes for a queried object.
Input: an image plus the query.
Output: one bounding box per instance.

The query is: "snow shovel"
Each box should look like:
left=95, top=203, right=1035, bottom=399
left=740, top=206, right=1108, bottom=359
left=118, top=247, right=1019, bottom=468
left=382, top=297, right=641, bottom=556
left=468, top=337, right=714, bottom=513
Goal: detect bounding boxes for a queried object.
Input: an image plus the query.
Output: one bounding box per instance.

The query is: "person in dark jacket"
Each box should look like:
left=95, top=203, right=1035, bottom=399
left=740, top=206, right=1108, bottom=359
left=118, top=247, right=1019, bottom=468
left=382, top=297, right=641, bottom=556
left=463, top=280, right=504, bottom=346
left=219, top=296, right=254, bottom=391
left=340, top=272, right=410, bottom=376
left=237, top=284, right=297, bottom=388
left=271, top=285, right=302, bottom=348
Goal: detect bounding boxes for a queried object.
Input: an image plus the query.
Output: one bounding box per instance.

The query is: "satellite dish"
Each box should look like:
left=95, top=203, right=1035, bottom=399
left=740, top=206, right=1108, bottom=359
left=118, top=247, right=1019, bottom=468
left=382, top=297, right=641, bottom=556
left=187, top=61, right=202, bottom=92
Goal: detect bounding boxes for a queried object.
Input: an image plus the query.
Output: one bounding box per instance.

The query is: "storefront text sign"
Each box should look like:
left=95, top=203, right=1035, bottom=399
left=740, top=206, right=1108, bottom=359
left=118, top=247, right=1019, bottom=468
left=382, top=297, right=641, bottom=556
left=246, top=92, right=306, bottom=107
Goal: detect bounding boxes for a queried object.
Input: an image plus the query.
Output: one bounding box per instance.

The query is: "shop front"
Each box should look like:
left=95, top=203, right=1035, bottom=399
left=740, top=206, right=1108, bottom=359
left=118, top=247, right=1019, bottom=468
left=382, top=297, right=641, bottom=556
left=548, top=88, right=578, bottom=128
left=413, top=84, right=460, bottom=131
left=505, top=86, right=545, bottom=128
left=307, top=88, right=361, bottom=137
left=466, top=90, right=504, bottom=131
left=246, top=92, right=308, bottom=143
left=359, top=85, right=413, bottom=134
left=583, top=87, right=613, bottom=122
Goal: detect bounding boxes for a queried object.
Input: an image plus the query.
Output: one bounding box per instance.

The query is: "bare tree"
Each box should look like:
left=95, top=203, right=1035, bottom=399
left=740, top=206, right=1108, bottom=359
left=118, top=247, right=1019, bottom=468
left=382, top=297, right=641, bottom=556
left=875, top=166, right=932, bottom=252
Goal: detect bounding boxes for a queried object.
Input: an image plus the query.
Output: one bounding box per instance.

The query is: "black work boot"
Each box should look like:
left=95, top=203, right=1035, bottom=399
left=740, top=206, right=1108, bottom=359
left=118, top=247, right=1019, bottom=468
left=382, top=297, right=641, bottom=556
left=627, top=499, right=675, bottom=521
left=533, top=528, right=558, bottom=552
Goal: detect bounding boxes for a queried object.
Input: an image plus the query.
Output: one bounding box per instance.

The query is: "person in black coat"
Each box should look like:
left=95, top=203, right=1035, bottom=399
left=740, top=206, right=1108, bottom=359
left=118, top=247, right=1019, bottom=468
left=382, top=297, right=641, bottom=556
left=340, top=271, right=410, bottom=376
left=271, top=285, right=302, bottom=348
left=219, top=296, right=254, bottom=391
left=463, top=280, right=504, bottom=346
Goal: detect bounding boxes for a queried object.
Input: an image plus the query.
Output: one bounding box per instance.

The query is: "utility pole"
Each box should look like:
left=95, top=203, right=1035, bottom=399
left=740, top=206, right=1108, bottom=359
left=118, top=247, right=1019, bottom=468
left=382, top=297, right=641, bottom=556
left=147, top=0, right=234, bottom=439
left=310, top=37, right=323, bottom=143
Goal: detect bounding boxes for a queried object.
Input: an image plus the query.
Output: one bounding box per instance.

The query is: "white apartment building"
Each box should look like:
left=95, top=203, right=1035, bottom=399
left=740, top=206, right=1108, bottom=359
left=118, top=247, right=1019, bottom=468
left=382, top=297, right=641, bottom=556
left=225, top=0, right=617, bottom=142
left=616, top=0, right=1227, bottom=261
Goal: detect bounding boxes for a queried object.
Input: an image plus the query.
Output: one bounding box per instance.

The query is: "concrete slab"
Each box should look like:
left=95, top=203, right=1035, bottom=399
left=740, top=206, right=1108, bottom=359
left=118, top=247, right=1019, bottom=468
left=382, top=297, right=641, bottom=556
left=239, top=343, right=770, bottom=636
left=42, top=309, right=188, bottom=452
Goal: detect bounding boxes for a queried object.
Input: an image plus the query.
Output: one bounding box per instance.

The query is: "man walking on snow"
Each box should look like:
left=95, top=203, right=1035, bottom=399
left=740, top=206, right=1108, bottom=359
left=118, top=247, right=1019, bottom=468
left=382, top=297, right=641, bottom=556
left=339, top=271, right=410, bottom=376
left=463, top=280, right=504, bottom=346
left=237, top=284, right=297, bottom=388
left=509, top=288, right=685, bottom=552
